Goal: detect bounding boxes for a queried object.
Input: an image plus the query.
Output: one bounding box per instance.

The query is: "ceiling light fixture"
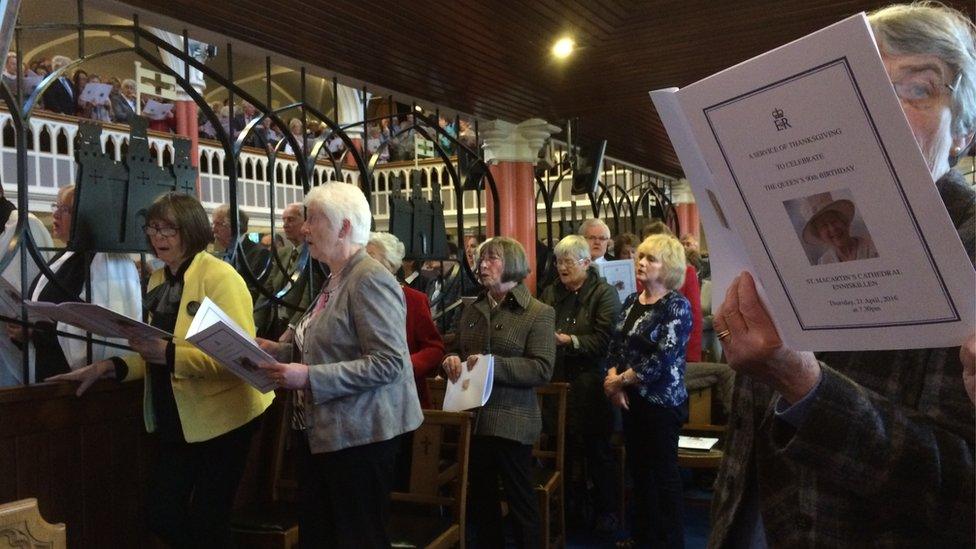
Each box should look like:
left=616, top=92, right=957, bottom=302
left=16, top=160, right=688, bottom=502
left=552, top=37, right=575, bottom=59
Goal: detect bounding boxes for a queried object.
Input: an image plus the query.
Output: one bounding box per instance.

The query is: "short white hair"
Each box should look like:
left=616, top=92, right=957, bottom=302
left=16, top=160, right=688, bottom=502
left=553, top=235, right=590, bottom=262
left=579, top=218, right=610, bottom=238
left=51, top=55, right=71, bottom=70
left=368, top=231, right=406, bottom=271
left=305, top=182, right=372, bottom=246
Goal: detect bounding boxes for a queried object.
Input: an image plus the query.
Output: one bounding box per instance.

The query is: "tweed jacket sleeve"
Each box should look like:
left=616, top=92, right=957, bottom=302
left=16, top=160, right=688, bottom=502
left=492, top=302, right=556, bottom=388
left=708, top=171, right=976, bottom=546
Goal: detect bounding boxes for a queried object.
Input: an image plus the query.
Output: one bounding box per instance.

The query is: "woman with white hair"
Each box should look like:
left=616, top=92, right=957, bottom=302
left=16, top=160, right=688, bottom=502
left=540, top=234, right=621, bottom=533
left=258, top=182, right=423, bottom=547
left=710, top=3, right=976, bottom=545
left=366, top=231, right=444, bottom=408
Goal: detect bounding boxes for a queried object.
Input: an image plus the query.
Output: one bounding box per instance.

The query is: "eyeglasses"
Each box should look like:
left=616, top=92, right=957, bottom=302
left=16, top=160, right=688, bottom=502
left=555, top=258, right=586, bottom=267
left=891, top=70, right=958, bottom=110
left=50, top=203, right=71, bottom=216
left=212, top=220, right=230, bottom=228
left=143, top=224, right=179, bottom=238
left=585, top=235, right=609, bottom=242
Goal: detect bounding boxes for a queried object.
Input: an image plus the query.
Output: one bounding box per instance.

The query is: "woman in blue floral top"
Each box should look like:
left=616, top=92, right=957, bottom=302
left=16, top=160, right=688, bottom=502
left=604, top=233, right=692, bottom=548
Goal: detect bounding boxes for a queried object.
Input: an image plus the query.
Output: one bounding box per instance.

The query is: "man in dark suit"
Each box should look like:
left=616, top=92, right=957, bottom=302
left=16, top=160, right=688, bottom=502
left=41, top=55, right=76, bottom=116
left=232, top=101, right=268, bottom=150
left=110, top=78, right=137, bottom=124
left=254, top=202, right=323, bottom=341
left=212, top=204, right=271, bottom=300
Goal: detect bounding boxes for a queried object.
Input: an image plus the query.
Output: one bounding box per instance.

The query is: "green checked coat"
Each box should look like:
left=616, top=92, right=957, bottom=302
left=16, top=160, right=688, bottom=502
left=709, top=170, right=976, bottom=547
left=453, top=283, right=556, bottom=445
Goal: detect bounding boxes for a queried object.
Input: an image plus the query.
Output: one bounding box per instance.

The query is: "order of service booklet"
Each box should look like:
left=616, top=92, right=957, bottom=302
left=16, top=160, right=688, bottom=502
left=443, top=354, right=494, bottom=412
left=185, top=297, right=277, bottom=393
left=650, top=13, right=974, bottom=351
left=24, top=299, right=173, bottom=340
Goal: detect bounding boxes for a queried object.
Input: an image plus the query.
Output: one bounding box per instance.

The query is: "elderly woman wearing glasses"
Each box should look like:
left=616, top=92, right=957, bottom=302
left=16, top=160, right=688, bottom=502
left=6, top=184, right=141, bottom=383
left=49, top=192, right=273, bottom=546
left=540, top=234, right=621, bottom=531
left=442, top=236, right=555, bottom=548
left=710, top=4, right=976, bottom=546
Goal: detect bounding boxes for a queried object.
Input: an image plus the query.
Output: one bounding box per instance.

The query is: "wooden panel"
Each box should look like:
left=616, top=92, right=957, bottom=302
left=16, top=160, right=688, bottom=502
left=0, top=381, right=153, bottom=548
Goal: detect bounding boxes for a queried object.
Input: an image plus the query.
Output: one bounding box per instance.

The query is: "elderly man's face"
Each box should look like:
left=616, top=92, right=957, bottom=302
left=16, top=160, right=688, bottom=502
left=883, top=52, right=965, bottom=181
left=122, top=82, right=136, bottom=99
left=281, top=205, right=305, bottom=245
left=583, top=225, right=610, bottom=260
left=212, top=212, right=232, bottom=249
left=5, top=55, right=16, bottom=74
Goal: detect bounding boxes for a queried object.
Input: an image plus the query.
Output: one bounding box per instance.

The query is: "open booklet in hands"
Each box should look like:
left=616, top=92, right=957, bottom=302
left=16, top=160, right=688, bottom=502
left=443, top=354, right=494, bottom=412
left=185, top=297, right=277, bottom=393
left=650, top=13, right=974, bottom=352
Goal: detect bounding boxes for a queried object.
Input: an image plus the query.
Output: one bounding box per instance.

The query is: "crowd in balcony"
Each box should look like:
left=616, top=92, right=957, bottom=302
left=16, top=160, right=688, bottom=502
left=4, top=53, right=176, bottom=132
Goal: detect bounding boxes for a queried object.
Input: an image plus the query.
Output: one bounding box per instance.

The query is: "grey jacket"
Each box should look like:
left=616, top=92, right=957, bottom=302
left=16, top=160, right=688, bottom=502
left=709, top=170, right=976, bottom=547
left=301, top=249, right=423, bottom=454
left=454, top=283, right=555, bottom=445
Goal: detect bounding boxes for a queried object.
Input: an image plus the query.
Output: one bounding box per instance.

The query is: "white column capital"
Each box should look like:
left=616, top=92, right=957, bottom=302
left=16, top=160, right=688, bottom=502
left=481, top=118, right=561, bottom=164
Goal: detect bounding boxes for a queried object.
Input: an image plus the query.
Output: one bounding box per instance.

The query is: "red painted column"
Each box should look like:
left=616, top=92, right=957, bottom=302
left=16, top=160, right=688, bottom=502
left=481, top=119, right=560, bottom=295
left=174, top=101, right=201, bottom=196
left=344, top=137, right=363, bottom=169
left=675, top=202, right=700, bottom=240
left=486, top=161, right=537, bottom=292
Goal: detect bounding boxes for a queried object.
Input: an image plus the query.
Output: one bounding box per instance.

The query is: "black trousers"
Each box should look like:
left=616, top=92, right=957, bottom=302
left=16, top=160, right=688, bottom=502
left=467, top=435, right=540, bottom=549
left=147, top=415, right=262, bottom=548
left=297, top=434, right=400, bottom=548
left=623, top=395, right=687, bottom=548
left=565, top=431, right=619, bottom=520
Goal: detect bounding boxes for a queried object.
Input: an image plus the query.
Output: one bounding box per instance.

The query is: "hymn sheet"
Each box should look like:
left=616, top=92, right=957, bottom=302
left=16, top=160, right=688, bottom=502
left=651, top=13, right=974, bottom=351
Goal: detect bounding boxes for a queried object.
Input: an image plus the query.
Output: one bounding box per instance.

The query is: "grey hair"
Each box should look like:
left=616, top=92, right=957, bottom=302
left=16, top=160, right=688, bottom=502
left=121, top=78, right=136, bottom=88
left=304, top=182, right=372, bottom=245
left=553, top=235, right=590, bottom=262
left=368, top=231, right=406, bottom=272
left=213, top=203, right=249, bottom=231
left=869, top=2, right=976, bottom=137
left=51, top=55, right=71, bottom=70
left=578, top=218, right=610, bottom=237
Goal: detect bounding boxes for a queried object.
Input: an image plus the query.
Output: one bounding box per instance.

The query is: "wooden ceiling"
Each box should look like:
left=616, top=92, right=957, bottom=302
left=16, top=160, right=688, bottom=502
left=118, top=0, right=974, bottom=177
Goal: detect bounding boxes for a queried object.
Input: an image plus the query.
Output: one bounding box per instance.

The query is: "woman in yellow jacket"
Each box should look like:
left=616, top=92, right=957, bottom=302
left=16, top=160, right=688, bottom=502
left=50, top=192, right=274, bottom=547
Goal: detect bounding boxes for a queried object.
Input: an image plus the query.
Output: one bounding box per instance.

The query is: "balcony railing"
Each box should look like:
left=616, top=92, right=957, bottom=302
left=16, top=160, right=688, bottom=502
left=0, top=109, right=677, bottom=232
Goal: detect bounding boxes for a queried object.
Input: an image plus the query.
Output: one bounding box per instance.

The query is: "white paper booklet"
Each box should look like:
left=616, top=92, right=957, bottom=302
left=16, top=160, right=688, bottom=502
left=443, top=354, right=494, bottom=412
left=79, top=82, right=112, bottom=104
left=678, top=436, right=719, bottom=452
left=185, top=297, right=276, bottom=393
left=142, top=99, right=173, bottom=120
left=24, top=300, right=172, bottom=340
left=650, top=13, right=974, bottom=351
left=595, top=259, right=637, bottom=303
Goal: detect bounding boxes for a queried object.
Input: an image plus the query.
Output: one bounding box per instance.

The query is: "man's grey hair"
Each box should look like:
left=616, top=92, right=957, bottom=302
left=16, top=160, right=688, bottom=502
left=368, top=232, right=406, bottom=272
left=51, top=55, right=72, bottom=70
left=869, top=2, right=976, bottom=138
left=304, top=182, right=372, bottom=246
left=553, top=235, right=590, bottom=262
left=213, top=203, right=249, bottom=231
left=579, top=218, right=610, bottom=238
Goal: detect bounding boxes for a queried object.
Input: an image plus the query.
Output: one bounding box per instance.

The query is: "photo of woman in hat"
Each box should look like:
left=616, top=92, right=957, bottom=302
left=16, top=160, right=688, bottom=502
left=788, top=190, right=879, bottom=265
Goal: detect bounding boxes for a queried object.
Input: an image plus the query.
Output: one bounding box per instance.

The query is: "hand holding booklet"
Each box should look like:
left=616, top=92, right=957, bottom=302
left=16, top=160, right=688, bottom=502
left=650, top=13, right=974, bottom=351
left=185, top=297, right=276, bottom=393
left=443, top=354, right=494, bottom=412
